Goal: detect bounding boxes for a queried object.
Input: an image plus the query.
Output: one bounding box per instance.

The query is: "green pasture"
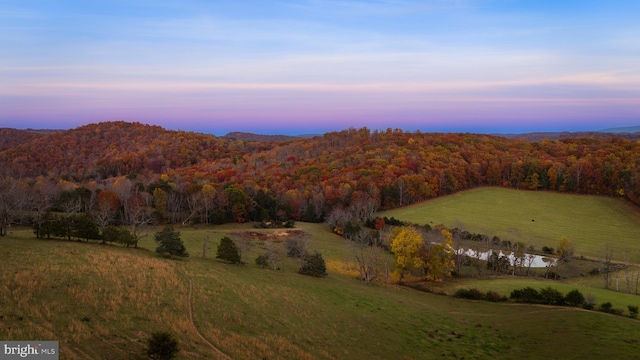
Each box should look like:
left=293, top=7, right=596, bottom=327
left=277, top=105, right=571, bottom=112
left=379, top=187, right=640, bottom=262
left=1, top=224, right=640, bottom=359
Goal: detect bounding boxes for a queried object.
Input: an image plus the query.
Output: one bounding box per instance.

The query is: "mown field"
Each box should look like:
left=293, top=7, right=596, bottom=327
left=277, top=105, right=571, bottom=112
left=2, top=222, right=640, bottom=359
left=379, top=187, right=640, bottom=262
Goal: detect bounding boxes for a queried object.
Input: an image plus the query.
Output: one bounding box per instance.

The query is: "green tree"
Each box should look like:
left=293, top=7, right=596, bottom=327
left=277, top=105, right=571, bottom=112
left=154, top=225, right=188, bottom=259
left=146, top=331, right=179, bottom=360
left=390, top=227, right=423, bottom=280
left=101, top=226, right=121, bottom=245
left=72, top=214, right=101, bottom=242
left=299, top=252, right=327, bottom=277
left=224, top=187, right=251, bottom=222
left=216, top=236, right=241, bottom=264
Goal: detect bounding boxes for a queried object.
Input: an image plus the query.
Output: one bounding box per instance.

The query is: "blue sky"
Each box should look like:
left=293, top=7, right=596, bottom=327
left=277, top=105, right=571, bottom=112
left=1, top=0, right=639, bottom=135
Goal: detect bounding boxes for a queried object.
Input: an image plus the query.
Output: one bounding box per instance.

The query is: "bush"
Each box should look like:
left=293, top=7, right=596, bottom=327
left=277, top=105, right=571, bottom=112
left=599, top=302, right=614, bottom=313
left=564, top=289, right=585, bottom=307
left=539, top=286, right=565, bottom=305
left=485, top=291, right=507, bottom=302
left=542, top=246, right=554, bottom=254
left=146, top=331, right=179, bottom=360
left=627, top=305, right=638, bottom=319
left=454, top=288, right=484, bottom=300
left=298, top=252, right=327, bottom=277
left=510, top=287, right=541, bottom=303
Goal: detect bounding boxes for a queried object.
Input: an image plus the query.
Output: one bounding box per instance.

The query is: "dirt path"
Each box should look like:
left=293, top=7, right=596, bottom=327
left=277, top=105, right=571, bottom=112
left=186, top=276, right=232, bottom=360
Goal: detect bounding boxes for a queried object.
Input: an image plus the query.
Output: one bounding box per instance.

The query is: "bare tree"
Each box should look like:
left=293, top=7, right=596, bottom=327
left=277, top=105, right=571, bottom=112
left=265, top=241, right=282, bottom=270
left=165, top=191, right=185, bottom=224
left=524, top=245, right=537, bottom=275
left=0, top=176, right=27, bottom=236
left=30, top=179, right=57, bottom=238
left=285, top=235, right=308, bottom=259
left=123, top=192, right=152, bottom=248
left=603, top=243, right=614, bottom=289
left=326, top=207, right=350, bottom=233
left=92, top=192, right=119, bottom=232
left=348, top=191, right=379, bottom=223
left=347, top=229, right=382, bottom=282
left=233, top=233, right=253, bottom=263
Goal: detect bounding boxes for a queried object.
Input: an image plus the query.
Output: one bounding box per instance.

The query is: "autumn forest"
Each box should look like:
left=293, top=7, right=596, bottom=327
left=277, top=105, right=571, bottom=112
left=1, top=121, right=640, bottom=237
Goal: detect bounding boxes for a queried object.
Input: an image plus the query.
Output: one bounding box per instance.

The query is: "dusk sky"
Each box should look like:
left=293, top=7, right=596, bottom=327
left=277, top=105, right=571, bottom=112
left=1, top=0, right=639, bottom=135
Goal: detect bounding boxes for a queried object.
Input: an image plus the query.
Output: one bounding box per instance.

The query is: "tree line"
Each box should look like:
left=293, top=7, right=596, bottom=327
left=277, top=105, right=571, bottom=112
left=2, top=124, right=640, bottom=237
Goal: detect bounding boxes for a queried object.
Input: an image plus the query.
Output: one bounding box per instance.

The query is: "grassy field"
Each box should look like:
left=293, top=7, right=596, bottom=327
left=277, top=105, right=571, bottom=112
left=379, top=187, right=640, bottom=262
left=2, top=223, right=640, bottom=359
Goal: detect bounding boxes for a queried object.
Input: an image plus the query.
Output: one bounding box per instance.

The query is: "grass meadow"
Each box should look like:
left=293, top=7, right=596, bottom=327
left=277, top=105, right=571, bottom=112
left=379, top=187, right=640, bottom=262
left=2, top=220, right=640, bottom=359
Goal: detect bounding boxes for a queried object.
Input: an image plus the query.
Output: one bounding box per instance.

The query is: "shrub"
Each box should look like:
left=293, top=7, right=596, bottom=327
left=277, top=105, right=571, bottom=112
left=564, top=289, right=585, bottom=307
left=627, top=305, right=638, bottom=319
left=298, top=252, right=327, bottom=277
left=510, top=287, right=541, bottom=303
left=542, top=246, right=554, bottom=255
left=146, top=331, right=179, bottom=360
left=539, top=286, right=565, bottom=305
left=454, top=288, right=484, bottom=300
left=485, top=291, right=506, bottom=302
left=599, top=302, right=614, bottom=313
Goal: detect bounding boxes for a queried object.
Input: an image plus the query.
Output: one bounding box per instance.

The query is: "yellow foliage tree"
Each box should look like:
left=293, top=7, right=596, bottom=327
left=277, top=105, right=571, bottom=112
left=557, top=237, right=574, bottom=263
left=423, top=229, right=456, bottom=282
left=390, top=227, right=423, bottom=280
left=152, top=187, right=167, bottom=220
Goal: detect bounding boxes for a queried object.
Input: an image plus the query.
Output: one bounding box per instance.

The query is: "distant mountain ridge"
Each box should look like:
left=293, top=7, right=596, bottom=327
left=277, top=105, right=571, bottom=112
left=0, top=128, right=60, bottom=152
left=502, top=130, right=640, bottom=142
left=223, top=132, right=302, bottom=142
left=599, top=126, right=640, bottom=133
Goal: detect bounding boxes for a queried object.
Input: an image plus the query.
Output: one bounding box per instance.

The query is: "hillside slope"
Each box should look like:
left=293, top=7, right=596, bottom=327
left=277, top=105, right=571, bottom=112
left=0, top=121, right=275, bottom=179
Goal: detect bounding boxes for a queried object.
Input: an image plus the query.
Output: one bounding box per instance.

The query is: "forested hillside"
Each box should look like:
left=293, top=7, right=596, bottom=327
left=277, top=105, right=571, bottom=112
left=1, top=121, right=639, bottom=231
left=1, top=121, right=278, bottom=179
left=0, top=128, right=55, bottom=152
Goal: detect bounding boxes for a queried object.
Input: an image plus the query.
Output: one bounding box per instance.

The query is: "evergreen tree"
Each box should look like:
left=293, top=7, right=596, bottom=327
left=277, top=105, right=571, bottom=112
left=299, top=252, right=327, bottom=277
left=154, top=225, right=188, bottom=259
left=72, top=214, right=101, bottom=242
left=216, top=236, right=241, bottom=263
left=146, top=331, right=179, bottom=360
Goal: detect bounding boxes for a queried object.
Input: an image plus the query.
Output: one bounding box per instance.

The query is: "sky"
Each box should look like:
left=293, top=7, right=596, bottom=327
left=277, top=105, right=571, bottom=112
left=1, top=0, right=639, bottom=135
